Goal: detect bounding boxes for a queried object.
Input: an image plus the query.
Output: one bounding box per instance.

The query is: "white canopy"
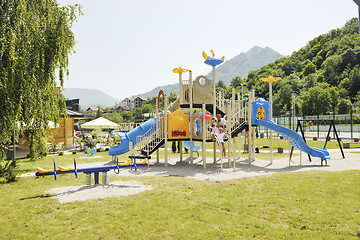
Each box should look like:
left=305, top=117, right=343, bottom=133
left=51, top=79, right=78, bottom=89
left=81, top=117, right=119, bottom=129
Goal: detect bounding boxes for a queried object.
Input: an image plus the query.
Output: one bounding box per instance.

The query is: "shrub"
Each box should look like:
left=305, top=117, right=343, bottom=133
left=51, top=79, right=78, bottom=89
left=105, top=148, right=109, bottom=151
left=72, top=151, right=77, bottom=154
left=97, top=149, right=101, bottom=152
left=0, top=160, right=17, bottom=184
left=58, top=152, right=64, bottom=156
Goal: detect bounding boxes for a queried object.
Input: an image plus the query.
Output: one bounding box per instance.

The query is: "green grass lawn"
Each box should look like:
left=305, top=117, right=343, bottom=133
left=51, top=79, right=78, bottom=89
left=0, top=170, right=359, bottom=239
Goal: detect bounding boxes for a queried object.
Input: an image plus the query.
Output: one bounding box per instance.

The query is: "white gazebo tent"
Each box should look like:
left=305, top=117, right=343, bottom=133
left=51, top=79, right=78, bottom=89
left=81, top=117, right=119, bottom=130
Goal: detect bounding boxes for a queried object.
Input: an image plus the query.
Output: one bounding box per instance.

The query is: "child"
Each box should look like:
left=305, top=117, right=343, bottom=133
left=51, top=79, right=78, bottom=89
left=208, top=117, right=219, bottom=141
left=215, top=127, right=229, bottom=157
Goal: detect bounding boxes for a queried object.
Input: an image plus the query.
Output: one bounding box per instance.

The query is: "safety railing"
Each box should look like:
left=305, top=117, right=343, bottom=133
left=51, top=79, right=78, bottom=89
left=136, top=116, right=165, bottom=156
left=224, top=100, right=248, bottom=136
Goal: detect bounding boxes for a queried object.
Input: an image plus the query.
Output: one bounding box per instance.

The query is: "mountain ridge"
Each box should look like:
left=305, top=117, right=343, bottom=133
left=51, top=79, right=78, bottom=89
left=133, top=46, right=283, bottom=99
left=62, top=88, right=119, bottom=110
left=64, top=46, right=283, bottom=108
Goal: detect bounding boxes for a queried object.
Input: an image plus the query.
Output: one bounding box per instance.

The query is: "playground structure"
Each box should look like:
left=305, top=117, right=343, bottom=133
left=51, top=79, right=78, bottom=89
left=36, top=50, right=337, bottom=184
left=107, top=50, right=249, bottom=170
left=107, top=50, right=332, bottom=169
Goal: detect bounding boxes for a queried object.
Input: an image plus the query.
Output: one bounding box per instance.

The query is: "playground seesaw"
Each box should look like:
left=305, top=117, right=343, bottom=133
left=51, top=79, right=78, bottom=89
left=35, top=156, right=148, bottom=185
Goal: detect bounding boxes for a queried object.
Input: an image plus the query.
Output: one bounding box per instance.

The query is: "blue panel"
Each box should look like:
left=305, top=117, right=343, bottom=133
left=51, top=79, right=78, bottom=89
left=252, top=98, right=270, bottom=125
left=183, top=141, right=201, bottom=152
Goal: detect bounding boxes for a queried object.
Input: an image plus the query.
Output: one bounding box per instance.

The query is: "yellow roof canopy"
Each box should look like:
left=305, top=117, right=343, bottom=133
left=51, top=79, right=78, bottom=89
left=173, top=67, right=190, bottom=73
left=259, top=76, right=281, bottom=83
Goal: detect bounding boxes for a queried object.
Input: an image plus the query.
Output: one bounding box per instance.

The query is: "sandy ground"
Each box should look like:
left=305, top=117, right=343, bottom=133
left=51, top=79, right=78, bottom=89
left=46, top=181, right=152, bottom=203
left=23, top=148, right=360, bottom=203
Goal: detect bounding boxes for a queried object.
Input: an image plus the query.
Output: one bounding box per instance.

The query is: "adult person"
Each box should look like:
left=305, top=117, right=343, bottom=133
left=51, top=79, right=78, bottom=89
left=216, top=114, right=226, bottom=130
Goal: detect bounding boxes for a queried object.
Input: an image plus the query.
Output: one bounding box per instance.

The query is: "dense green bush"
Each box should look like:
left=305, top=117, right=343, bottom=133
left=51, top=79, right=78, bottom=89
left=0, top=160, right=17, bottom=184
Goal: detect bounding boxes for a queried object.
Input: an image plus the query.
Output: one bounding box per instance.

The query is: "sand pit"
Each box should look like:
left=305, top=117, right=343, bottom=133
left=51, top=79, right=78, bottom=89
left=46, top=181, right=152, bottom=203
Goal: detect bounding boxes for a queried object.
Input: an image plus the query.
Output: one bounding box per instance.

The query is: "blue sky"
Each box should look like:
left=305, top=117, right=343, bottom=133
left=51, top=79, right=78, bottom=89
left=58, top=0, right=358, bottom=100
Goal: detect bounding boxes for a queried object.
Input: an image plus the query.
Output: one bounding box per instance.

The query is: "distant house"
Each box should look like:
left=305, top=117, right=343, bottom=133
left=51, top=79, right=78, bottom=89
left=116, top=105, right=130, bottom=112
left=120, top=98, right=135, bottom=109
left=134, top=96, right=147, bottom=108
left=86, top=107, right=99, bottom=116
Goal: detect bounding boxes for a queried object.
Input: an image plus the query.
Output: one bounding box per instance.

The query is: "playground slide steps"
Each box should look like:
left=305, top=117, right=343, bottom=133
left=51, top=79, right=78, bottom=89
left=230, top=120, right=247, bottom=138
left=141, top=138, right=165, bottom=157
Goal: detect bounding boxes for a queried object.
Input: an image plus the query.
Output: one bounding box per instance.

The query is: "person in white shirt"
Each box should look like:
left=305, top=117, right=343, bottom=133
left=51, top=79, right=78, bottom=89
left=216, top=114, right=226, bottom=130
left=215, top=127, right=230, bottom=157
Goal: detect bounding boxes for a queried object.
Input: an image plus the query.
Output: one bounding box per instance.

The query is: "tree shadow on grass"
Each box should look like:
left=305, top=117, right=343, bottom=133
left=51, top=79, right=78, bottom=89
left=20, top=193, right=52, bottom=200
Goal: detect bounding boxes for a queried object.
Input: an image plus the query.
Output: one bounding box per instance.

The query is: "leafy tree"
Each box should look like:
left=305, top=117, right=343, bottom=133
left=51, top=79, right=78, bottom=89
left=121, top=111, right=133, bottom=121
left=140, top=104, right=154, bottom=114
left=299, top=86, right=331, bottom=115
left=168, top=92, right=178, bottom=104
left=216, top=80, right=227, bottom=91
left=241, top=18, right=360, bottom=117
left=0, top=0, right=81, bottom=181
left=96, top=107, right=103, bottom=118
left=337, top=99, right=352, bottom=114
left=133, top=108, right=143, bottom=120
left=105, top=111, right=122, bottom=123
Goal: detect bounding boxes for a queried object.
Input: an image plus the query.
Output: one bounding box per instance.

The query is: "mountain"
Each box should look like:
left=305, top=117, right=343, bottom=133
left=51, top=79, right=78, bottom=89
left=62, top=88, right=119, bottom=110
left=132, top=83, right=179, bottom=100
left=206, top=46, right=283, bottom=86
left=245, top=18, right=360, bottom=116
left=133, top=46, right=283, bottom=99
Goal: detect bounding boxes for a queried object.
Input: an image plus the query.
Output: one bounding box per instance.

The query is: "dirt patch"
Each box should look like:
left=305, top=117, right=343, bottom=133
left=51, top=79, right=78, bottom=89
left=46, top=180, right=152, bottom=203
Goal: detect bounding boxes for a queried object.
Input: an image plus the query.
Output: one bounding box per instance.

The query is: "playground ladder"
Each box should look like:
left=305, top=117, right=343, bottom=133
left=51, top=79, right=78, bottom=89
left=135, top=118, right=165, bottom=158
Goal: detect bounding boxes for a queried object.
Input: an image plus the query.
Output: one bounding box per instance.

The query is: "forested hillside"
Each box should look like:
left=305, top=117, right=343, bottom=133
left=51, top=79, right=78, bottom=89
left=220, top=18, right=360, bottom=116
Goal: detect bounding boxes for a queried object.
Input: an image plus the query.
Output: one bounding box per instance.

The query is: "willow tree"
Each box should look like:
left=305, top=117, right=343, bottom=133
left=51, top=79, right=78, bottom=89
left=0, top=0, right=81, bottom=180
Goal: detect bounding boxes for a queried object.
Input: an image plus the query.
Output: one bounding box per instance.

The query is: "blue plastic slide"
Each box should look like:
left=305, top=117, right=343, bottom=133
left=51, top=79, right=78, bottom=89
left=257, top=119, right=330, bottom=160
left=108, top=117, right=157, bottom=156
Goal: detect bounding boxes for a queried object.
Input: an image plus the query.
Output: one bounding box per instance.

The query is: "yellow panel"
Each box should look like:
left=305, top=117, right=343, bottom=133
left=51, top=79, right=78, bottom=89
left=167, top=108, right=189, bottom=139
left=257, top=106, right=266, bottom=120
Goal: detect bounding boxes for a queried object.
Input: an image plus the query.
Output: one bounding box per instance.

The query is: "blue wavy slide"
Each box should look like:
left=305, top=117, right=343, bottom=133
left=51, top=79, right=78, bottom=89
left=256, top=119, right=330, bottom=160
left=108, top=117, right=157, bottom=156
